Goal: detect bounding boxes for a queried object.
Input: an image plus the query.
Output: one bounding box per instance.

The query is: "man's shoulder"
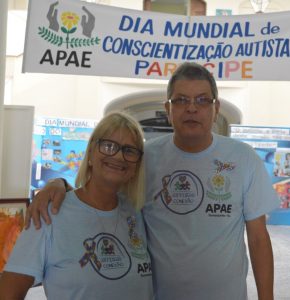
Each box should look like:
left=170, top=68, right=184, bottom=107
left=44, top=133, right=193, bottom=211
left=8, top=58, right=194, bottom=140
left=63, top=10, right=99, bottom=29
left=50, top=190, right=77, bottom=219
left=216, top=134, right=254, bottom=150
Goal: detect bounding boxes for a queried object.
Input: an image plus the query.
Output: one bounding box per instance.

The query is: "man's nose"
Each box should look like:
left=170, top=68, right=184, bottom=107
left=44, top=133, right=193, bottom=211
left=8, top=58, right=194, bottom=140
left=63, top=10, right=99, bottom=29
left=186, top=99, right=198, bottom=111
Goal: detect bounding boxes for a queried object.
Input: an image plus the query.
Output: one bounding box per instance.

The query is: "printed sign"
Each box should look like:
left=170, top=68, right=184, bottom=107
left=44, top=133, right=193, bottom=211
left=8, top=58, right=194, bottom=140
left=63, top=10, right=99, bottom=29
left=23, top=0, right=290, bottom=80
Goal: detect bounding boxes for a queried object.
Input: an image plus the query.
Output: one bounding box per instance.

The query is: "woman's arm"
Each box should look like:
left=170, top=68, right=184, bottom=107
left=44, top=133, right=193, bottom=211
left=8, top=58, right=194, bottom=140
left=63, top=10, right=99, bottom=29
left=0, top=271, right=34, bottom=300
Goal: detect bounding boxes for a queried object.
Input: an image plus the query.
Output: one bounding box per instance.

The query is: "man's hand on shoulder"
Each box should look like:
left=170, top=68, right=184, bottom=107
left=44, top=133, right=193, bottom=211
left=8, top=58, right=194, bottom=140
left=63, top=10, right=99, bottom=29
left=25, top=178, right=69, bottom=229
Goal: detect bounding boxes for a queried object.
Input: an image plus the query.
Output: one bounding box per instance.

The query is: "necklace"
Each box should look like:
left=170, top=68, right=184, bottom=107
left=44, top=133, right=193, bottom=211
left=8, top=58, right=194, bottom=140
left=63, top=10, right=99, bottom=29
left=74, top=189, right=120, bottom=235
left=95, top=203, right=120, bottom=236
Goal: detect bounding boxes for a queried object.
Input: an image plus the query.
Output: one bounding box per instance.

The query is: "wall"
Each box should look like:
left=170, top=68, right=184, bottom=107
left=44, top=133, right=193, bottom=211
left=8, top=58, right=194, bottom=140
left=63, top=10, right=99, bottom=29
left=245, top=81, right=290, bottom=126
left=1, top=105, right=34, bottom=197
left=0, top=0, right=9, bottom=195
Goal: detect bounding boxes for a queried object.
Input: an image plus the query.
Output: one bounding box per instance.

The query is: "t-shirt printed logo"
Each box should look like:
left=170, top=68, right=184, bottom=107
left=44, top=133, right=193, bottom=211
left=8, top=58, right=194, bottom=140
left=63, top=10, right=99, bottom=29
left=205, top=159, right=235, bottom=217
left=154, top=170, right=204, bottom=214
left=79, top=233, right=131, bottom=280
left=127, top=216, right=148, bottom=260
left=206, top=173, right=232, bottom=201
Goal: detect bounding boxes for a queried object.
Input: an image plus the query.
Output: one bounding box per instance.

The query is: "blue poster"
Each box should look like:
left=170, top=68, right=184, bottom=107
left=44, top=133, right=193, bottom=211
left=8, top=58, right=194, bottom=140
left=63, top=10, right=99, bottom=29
left=229, top=125, right=290, bottom=225
left=31, top=117, right=98, bottom=196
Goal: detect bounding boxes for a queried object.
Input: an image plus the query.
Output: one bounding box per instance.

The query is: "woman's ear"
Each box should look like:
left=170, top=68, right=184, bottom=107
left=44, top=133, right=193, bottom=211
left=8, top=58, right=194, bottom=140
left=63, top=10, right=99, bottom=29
left=88, top=145, right=93, bottom=166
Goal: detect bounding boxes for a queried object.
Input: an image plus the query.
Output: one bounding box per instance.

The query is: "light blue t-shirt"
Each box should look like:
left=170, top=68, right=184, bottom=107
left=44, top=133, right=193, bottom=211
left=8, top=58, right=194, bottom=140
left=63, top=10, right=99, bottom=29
left=143, top=133, right=279, bottom=300
left=5, top=191, right=153, bottom=300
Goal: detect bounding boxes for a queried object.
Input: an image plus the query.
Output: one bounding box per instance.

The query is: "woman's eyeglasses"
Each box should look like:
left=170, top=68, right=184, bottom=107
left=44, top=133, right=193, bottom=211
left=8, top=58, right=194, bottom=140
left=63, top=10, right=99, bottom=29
left=96, top=139, right=143, bottom=163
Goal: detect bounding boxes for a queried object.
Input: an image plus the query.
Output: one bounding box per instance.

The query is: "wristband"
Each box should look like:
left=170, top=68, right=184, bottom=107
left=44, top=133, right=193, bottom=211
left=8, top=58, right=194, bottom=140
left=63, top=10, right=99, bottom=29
left=60, top=178, right=69, bottom=192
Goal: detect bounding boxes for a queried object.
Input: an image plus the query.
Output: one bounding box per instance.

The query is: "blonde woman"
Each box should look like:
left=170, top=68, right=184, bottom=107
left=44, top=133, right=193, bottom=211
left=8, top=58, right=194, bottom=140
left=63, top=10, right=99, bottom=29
left=0, top=112, right=153, bottom=300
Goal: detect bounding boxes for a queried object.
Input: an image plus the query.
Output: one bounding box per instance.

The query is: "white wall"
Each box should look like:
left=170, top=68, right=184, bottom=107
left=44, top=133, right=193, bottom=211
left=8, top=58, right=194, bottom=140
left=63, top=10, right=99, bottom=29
left=10, top=56, right=80, bottom=118
left=0, top=0, right=9, bottom=195
left=245, top=81, right=290, bottom=126
left=1, top=105, right=34, bottom=197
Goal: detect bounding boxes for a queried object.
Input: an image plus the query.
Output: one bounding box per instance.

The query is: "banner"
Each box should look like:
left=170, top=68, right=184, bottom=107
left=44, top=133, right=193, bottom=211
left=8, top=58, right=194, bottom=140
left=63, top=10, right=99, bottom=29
left=23, top=0, right=290, bottom=80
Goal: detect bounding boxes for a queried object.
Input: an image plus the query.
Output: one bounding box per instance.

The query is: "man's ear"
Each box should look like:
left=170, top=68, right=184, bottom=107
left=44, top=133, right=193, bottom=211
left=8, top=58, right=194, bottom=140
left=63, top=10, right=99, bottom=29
left=214, top=99, right=220, bottom=122
left=164, top=101, right=171, bottom=124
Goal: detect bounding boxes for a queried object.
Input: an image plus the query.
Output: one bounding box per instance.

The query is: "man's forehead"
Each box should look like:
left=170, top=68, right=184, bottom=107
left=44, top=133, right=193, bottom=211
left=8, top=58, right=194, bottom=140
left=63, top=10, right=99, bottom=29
left=173, top=79, right=212, bottom=93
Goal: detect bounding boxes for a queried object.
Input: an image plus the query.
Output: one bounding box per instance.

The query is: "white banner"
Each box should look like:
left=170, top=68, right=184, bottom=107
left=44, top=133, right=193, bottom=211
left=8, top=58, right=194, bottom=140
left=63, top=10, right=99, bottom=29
left=23, top=0, right=290, bottom=80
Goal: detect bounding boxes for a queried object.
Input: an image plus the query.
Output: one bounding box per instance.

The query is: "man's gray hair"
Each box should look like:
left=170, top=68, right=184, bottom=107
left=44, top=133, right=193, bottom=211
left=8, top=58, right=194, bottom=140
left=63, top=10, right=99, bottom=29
left=167, top=62, right=218, bottom=100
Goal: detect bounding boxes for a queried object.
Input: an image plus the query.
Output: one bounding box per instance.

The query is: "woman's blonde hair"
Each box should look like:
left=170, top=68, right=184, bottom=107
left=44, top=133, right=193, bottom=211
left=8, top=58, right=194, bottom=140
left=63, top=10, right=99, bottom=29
left=75, top=111, right=145, bottom=210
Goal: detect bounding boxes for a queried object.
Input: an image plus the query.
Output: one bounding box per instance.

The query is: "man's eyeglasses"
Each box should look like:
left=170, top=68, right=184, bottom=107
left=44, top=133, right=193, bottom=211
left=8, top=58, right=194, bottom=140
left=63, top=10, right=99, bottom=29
left=96, top=139, right=143, bottom=163
left=168, top=96, right=216, bottom=108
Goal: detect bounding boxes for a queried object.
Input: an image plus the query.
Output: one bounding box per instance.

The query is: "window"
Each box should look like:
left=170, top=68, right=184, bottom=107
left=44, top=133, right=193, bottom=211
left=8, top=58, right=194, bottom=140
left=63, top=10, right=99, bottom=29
left=143, top=0, right=206, bottom=16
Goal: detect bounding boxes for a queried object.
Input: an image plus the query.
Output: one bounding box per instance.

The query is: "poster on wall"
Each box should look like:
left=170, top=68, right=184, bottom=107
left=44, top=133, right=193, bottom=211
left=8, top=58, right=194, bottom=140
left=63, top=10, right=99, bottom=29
left=229, top=125, right=290, bottom=225
left=31, top=117, right=98, bottom=196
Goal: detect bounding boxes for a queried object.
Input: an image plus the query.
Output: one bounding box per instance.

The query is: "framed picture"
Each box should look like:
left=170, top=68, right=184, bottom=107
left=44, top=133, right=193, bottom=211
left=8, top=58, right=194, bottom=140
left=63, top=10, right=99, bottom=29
left=0, top=198, right=30, bottom=273
left=216, top=9, right=232, bottom=16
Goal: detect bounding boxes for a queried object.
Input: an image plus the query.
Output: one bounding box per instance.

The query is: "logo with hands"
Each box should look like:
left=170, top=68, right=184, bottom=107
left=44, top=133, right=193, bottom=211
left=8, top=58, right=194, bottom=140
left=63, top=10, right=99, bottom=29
left=39, top=1, right=100, bottom=48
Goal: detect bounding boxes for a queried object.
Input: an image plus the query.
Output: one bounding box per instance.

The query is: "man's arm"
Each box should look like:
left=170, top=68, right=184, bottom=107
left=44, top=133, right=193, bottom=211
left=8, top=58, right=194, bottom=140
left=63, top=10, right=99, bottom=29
left=0, top=271, right=34, bottom=300
left=246, top=215, right=274, bottom=300
left=25, top=178, right=72, bottom=229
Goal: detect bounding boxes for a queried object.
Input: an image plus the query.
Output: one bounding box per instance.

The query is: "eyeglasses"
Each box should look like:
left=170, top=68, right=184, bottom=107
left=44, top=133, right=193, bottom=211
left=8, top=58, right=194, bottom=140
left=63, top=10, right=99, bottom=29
left=168, top=96, right=216, bottom=108
left=96, top=139, right=143, bottom=163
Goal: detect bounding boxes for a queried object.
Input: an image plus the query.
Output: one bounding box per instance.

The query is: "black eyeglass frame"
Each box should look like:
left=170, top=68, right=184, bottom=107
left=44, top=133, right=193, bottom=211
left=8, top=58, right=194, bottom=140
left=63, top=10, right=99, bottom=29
left=95, top=138, right=143, bottom=163
left=168, top=96, right=216, bottom=106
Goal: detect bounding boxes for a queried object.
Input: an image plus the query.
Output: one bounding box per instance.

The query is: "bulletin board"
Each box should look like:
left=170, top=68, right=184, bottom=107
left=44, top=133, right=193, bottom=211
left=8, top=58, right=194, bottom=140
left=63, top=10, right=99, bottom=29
left=229, top=125, right=290, bottom=225
left=30, top=116, right=98, bottom=195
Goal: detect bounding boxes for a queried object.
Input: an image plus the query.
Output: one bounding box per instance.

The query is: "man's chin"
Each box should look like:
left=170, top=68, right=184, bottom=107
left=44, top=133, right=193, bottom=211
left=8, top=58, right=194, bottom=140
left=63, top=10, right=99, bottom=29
left=177, top=130, right=203, bottom=141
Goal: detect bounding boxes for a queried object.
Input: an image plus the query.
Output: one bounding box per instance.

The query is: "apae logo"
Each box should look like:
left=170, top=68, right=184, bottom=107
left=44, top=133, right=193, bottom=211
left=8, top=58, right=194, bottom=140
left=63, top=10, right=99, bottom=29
left=38, top=2, right=101, bottom=68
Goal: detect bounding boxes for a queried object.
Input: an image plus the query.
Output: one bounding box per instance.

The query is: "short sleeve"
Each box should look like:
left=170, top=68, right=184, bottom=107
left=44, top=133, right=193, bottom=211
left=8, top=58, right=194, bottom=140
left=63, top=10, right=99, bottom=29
left=243, top=150, right=280, bottom=221
left=4, top=222, right=51, bottom=285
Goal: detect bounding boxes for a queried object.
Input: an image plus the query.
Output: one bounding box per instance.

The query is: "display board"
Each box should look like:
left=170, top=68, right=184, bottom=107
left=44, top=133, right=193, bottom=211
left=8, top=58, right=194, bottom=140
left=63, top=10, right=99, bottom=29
left=229, top=125, right=290, bottom=225
left=30, top=116, right=98, bottom=196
